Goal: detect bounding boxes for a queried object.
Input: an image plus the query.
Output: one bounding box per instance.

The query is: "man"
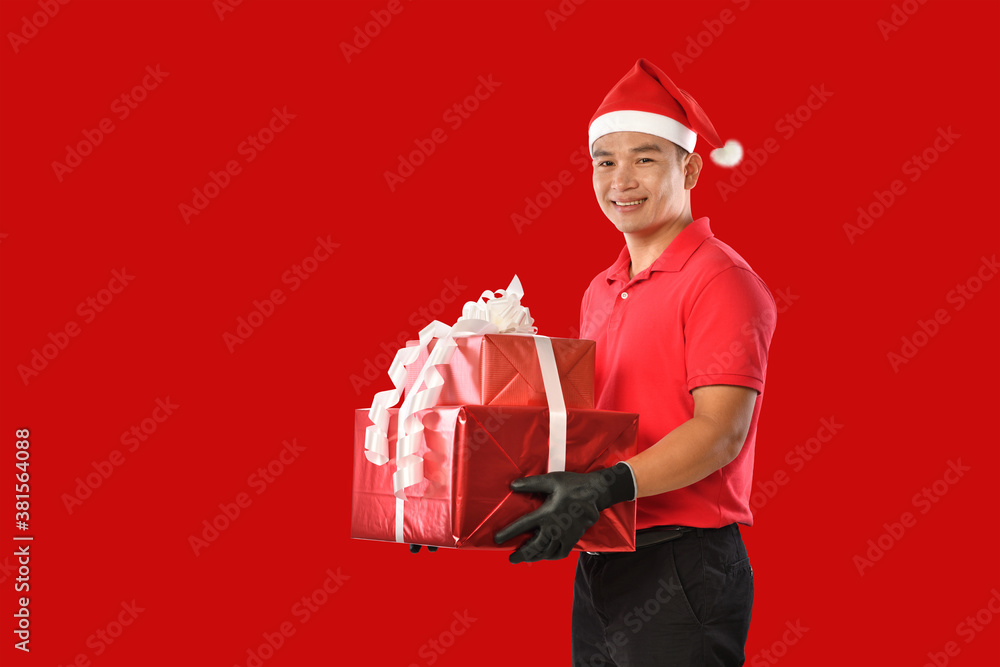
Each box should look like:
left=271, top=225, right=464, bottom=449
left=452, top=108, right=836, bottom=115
left=494, top=59, right=777, bottom=665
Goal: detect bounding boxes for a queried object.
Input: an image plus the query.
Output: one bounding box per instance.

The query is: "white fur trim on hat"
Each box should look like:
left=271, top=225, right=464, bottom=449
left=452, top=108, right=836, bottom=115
left=589, top=110, right=697, bottom=156
left=709, top=139, right=743, bottom=167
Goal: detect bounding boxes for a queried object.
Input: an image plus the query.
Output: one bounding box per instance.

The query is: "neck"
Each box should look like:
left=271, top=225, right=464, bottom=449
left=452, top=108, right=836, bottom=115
left=625, top=212, right=694, bottom=279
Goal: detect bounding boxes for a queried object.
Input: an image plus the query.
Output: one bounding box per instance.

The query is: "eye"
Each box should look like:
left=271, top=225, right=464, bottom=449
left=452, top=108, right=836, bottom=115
left=637, top=157, right=653, bottom=164
left=596, top=160, right=614, bottom=167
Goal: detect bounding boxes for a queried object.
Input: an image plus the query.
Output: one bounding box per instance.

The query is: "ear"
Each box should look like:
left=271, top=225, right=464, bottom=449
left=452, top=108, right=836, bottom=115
left=684, top=152, right=703, bottom=190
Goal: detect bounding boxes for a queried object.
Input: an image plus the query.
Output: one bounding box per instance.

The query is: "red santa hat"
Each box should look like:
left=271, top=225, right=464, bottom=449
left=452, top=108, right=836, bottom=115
left=589, top=58, right=743, bottom=167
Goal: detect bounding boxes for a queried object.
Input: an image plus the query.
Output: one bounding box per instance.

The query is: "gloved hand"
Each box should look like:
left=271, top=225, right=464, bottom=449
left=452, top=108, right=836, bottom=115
left=408, top=545, right=438, bottom=553
left=494, top=462, right=636, bottom=564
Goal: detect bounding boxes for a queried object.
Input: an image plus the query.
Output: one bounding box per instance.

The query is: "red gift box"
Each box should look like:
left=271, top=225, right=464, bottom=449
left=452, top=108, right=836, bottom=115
left=351, top=405, right=638, bottom=550
left=403, top=334, right=595, bottom=408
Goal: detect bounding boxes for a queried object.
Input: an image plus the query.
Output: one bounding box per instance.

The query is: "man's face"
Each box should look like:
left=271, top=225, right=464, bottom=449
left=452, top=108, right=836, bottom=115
left=591, top=131, right=696, bottom=236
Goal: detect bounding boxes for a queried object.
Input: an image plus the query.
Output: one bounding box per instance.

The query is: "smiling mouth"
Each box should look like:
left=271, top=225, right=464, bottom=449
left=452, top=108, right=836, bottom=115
left=613, top=198, right=647, bottom=207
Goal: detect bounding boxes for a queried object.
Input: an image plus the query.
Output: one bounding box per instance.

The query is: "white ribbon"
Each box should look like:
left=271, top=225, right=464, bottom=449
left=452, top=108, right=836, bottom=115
left=393, top=318, right=496, bottom=499
left=364, top=321, right=450, bottom=466
left=533, top=336, right=567, bottom=473
left=363, top=276, right=537, bottom=542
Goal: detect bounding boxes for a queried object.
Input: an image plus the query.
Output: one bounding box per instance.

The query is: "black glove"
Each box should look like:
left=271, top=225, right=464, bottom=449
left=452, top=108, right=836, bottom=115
left=494, top=462, right=636, bottom=564
left=408, top=545, right=438, bottom=553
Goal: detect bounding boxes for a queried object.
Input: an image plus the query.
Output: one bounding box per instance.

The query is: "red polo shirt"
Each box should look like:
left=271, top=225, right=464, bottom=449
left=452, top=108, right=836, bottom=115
left=580, top=217, right=776, bottom=530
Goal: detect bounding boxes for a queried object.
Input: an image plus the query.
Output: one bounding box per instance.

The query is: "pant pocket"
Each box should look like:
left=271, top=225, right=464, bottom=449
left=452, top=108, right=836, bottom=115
left=726, top=556, right=752, bottom=577
left=718, top=555, right=754, bottom=627
left=667, top=540, right=706, bottom=626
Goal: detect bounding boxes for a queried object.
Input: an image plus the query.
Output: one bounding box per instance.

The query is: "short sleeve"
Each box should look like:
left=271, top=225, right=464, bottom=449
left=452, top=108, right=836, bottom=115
left=685, top=266, right=777, bottom=393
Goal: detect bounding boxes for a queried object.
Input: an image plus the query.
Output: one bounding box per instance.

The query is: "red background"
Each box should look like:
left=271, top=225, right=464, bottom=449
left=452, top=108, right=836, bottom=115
left=2, top=1, right=998, bottom=666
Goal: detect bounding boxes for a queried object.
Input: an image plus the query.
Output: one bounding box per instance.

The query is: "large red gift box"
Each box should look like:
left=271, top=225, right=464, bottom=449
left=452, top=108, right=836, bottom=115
left=403, top=334, right=595, bottom=408
left=351, top=405, right=638, bottom=551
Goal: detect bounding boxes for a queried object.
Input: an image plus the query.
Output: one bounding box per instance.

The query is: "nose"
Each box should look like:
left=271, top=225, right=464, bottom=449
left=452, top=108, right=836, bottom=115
left=612, top=163, right=637, bottom=191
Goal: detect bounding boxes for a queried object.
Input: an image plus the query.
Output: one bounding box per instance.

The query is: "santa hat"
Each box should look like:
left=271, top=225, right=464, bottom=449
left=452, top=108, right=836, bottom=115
left=589, top=58, right=743, bottom=167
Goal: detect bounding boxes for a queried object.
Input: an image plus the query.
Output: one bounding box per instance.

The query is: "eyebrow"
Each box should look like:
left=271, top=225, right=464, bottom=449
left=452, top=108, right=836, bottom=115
left=592, top=143, right=665, bottom=159
left=629, top=143, right=666, bottom=154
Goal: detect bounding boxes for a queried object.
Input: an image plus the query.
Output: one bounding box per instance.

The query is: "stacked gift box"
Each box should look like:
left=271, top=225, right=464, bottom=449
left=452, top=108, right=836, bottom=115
left=351, top=281, right=638, bottom=552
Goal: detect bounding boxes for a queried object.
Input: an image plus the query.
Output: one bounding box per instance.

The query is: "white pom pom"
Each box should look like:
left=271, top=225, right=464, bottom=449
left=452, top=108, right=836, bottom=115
left=709, top=139, right=743, bottom=167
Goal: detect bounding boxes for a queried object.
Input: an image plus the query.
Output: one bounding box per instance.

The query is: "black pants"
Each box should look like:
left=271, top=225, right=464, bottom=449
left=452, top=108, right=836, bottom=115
left=572, top=523, right=753, bottom=667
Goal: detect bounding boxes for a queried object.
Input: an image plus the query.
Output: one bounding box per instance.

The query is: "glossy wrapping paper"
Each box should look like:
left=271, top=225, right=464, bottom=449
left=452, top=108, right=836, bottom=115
left=351, top=406, right=638, bottom=551
left=403, top=334, right=595, bottom=408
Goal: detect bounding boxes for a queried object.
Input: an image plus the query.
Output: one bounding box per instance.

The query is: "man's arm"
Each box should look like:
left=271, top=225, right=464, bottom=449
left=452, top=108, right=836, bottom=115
left=493, top=383, right=758, bottom=563
left=628, top=384, right=757, bottom=498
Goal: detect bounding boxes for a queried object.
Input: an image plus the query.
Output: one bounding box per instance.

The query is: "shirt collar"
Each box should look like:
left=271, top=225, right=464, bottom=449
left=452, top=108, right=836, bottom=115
left=606, top=217, right=714, bottom=284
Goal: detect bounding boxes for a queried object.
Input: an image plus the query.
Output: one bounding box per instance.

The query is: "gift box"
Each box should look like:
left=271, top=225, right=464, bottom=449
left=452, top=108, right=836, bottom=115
left=403, top=334, right=595, bottom=409
left=351, top=406, right=638, bottom=551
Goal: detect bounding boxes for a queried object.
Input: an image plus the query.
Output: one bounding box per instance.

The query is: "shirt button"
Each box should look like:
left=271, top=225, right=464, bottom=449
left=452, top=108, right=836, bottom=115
left=621, top=292, right=628, bottom=299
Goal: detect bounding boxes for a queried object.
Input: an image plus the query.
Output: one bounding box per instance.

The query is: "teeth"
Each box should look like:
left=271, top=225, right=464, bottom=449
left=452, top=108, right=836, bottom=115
left=615, top=199, right=645, bottom=206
